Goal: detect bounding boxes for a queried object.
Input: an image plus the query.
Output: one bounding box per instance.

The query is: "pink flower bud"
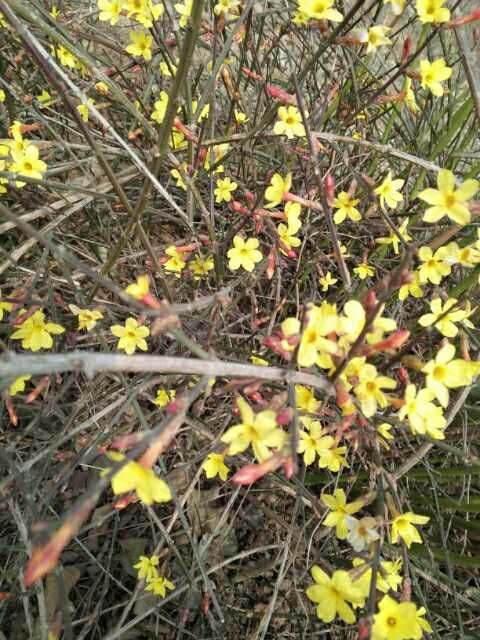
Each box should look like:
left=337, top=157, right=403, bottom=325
left=276, top=407, right=293, bottom=426
left=324, top=173, right=335, bottom=205
left=265, top=84, right=297, bottom=105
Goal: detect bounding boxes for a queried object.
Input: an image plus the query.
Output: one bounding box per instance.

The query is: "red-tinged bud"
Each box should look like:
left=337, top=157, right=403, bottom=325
left=197, top=147, right=207, bottom=165
left=401, top=36, right=413, bottom=63
left=54, top=451, right=74, bottom=462
left=446, top=9, right=480, bottom=27
left=267, top=246, right=276, bottom=280
left=0, top=593, right=11, bottom=601
left=244, top=190, right=256, bottom=203
left=110, top=433, right=143, bottom=451
left=265, top=84, right=297, bottom=105
left=201, top=592, right=210, bottom=616
left=357, top=618, right=371, bottom=640
left=286, top=249, right=297, bottom=259
left=242, top=67, right=263, bottom=82
left=398, top=366, right=410, bottom=385
left=26, top=376, right=50, bottom=404
left=282, top=456, right=297, bottom=479
left=6, top=397, right=18, bottom=427
left=276, top=407, right=293, bottom=426
left=114, top=494, right=137, bottom=510
left=230, top=200, right=250, bottom=215
left=363, top=290, right=378, bottom=315
left=362, top=329, right=410, bottom=355
left=232, top=453, right=284, bottom=485
left=246, top=390, right=265, bottom=405
left=166, top=399, right=183, bottom=414
left=173, top=117, right=198, bottom=143
left=324, top=173, right=335, bottom=205
left=12, top=306, right=39, bottom=326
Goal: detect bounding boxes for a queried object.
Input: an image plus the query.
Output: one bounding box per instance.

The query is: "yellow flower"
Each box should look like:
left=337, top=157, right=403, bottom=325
left=319, top=271, right=338, bottom=292
left=204, top=143, right=228, bottom=173
left=0, top=290, right=13, bottom=320
left=151, top=91, right=169, bottom=124
left=273, top=106, right=305, bottom=139
left=164, top=245, right=186, bottom=274
left=227, top=236, right=263, bottom=272
left=9, top=375, right=31, bottom=397
left=98, top=0, right=123, bottom=25
left=372, top=595, right=418, bottom=639
left=221, top=396, right=286, bottom=461
left=376, top=219, right=412, bottom=255
left=125, top=274, right=150, bottom=300
left=295, top=385, right=319, bottom=414
left=54, top=45, right=78, bottom=69
left=297, top=302, right=338, bottom=368
left=306, top=566, right=364, bottom=624
left=354, top=262, right=375, bottom=280
left=11, top=310, right=64, bottom=351
left=170, top=165, right=187, bottom=190
left=0, top=89, right=5, bottom=103
left=418, top=168, right=479, bottom=226
left=292, top=8, right=309, bottom=24
left=352, top=558, right=403, bottom=596
left=145, top=575, right=175, bottom=597
left=125, top=30, right=153, bottom=61
left=174, top=0, right=193, bottom=27
left=418, top=297, right=470, bottom=338
left=134, top=0, right=164, bottom=27
left=190, top=254, right=214, bottom=279
left=106, top=451, right=171, bottom=505
left=50, top=5, right=60, bottom=18
left=250, top=354, right=268, bottom=366
left=398, top=384, right=446, bottom=438
left=214, top=176, right=237, bottom=203
left=391, top=511, right=430, bottom=547
left=333, top=192, right=361, bottom=224
left=37, top=89, right=54, bottom=107
left=202, top=453, right=229, bottom=480
left=339, top=299, right=396, bottom=347
left=318, top=444, right=348, bottom=472
left=417, top=246, right=451, bottom=284
left=420, top=58, right=452, bottom=96
left=153, top=388, right=176, bottom=407
left=69, top=304, right=103, bottom=331
left=297, top=0, right=343, bottom=22
left=297, top=418, right=333, bottom=466
left=359, top=25, right=392, bottom=54
left=110, top=317, right=149, bottom=354
left=264, top=172, right=292, bottom=208
left=284, top=201, right=302, bottom=229
left=133, top=555, right=159, bottom=581
left=384, top=0, right=405, bottom=15
left=422, top=342, right=473, bottom=407
left=378, top=422, right=394, bottom=443
left=214, top=0, right=239, bottom=15
left=77, top=99, right=95, bottom=123
left=354, top=363, right=396, bottom=417
left=234, top=109, right=248, bottom=124
left=322, top=488, right=364, bottom=540
left=416, top=0, right=450, bottom=23
left=403, top=77, right=419, bottom=113
left=277, top=223, right=301, bottom=254
left=374, top=171, right=404, bottom=210
left=10, top=145, right=47, bottom=185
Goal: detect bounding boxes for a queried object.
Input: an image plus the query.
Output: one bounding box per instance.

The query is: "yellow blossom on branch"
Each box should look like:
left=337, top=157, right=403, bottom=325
left=164, top=246, right=186, bottom=274
left=273, top=106, right=305, bottom=139
left=174, top=0, right=193, bottom=27
left=319, top=271, right=338, bottom=291
left=125, top=30, right=153, bottom=61
left=416, top=0, right=450, bottom=23
left=322, top=488, right=364, bottom=540
left=354, top=363, right=396, bottom=417
left=105, top=451, right=172, bottom=505
left=358, top=25, right=392, bottom=54
left=134, top=555, right=159, bottom=581
left=305, top=566, right=364, bottom=624
left=11, top=310, right=65, bottom=351
left=0, top=290, right=13, bottom=320
left=332, top=191, right=361, bottom=224
left=372, top=595, right=418, bottom=639
left=227, top=236, right=263, bottom=272
left=69, top=305, right=103, bottom=331
left=145, top=575, right=175, bottom=597
left=353, top=262, right=375, bottom=280
left=202, top=453, right=229, bottom=480
left=418, top=168, right=479, bottom=226
left=110, top=318, right=149, bottom=354
left=151, top=91, right=169, bottom=124
left=398, top=384, right=446, bottom=438
left=125, top=274, right=150, bottom=300
left=418, top=297, right=473, bottom=338
left=422, top=342, right=474, bottom=407
left=98, top=0, right=122, bottom=25
left=374, top=171, right=404, bottom=210
left=77, top=99, right=95, bottom=122
left=214, top=176, right=237, bottom=203
left=297, top=418, right=333, bottom=466
left=297, top=0, right=343, bottom=22
left=264, top=172, right=292, bottom=208
left=376, top=219, right=412, bottom=255
left=295, top=385, right=319, bottom=414
left=190, top=254, right=214, bottom=279
left=153, top=388, right=176, bottom=407
left=420, top=58, right=452, bottom=96
left=9, top=375, right=32, bottom=396
left=391, top=510, right=430, bottom=547
left=417, top=246, right=451, bottom=284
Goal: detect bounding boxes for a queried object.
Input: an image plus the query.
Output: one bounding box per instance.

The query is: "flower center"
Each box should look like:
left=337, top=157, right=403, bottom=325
left=24, top=162, right=33, bottom=172
left=444, top=193, right=456, bottom=207
left=312, top=0, right=327, bottom=13
left=387, top=616, right=398, bottom=627
left=433, top=365, right=445, bottom=381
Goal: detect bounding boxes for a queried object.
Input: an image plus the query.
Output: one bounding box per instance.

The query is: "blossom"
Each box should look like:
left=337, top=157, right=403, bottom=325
left=174, top=0, right=193, bottom=27
left=214, top=177, right=237, bottom=203
left=234, top=110, right=248, bottom=124
left=250, top=354, right=268, bottom=366
left=418, top=168, right=479, bottom=226
left=273, top=106, right=305, bottom=139
left=403, top=77, right=419, bottom=113
left=264, top=172, right=291, bottom=208
left=322, top=488, right=364, bottom=539
left=151, top=91, right=169, bottom=124
left=297, top=0, right=343, bottom=22
left=160, top=60, right=177, bottom=77
left=163, top=246, right=186, bottom=274
left=391, top=511, right=430, bottom=547
left=190, top=254, right=214, bottom=279
left=277, top=223, right=301, bottom=253
left=125, top=275, right=150, bottom=300
left=418, top=297, right=471, bottom=338
left=11, top=310, right=65, bottom=351
left=134, top=555, right=159, bottom=581
left=319, top=271, right=338, bottom=291
left=9, top=375, right=31, bottom=397
left=0, top=290, right=13, bottom=320
left=0, top=89, right=5, bottom=103
left=374, top=172, right=404, bottom=210
left=227, top=236, right=263, bottom=272
left=399, top=271, right=424, bottom=301
left=354, top=262, right=375, bottom=280
left=372, top=595, right=418, bottom=640
left=54, top=45, right=78, bottom=69
left=422, top=342, right=474, bottom=407
left=376, top=219, right=412, bottom=255
left=37, top=89, right=54, bottom=107
left=295, top=385, right=319, bottom=414
left=297, top=418, right=333, bottom=466
left=416, top=0, right=450, bottom=23
left=10, top=145, right=47, bottom=185
left=125, top=30, right=153, bottom=61
left=110, top=318, right=149, bottom=354
left=98, top=0, right=122, bottom=25
left=221, top=396, right=286, bottom=461
left=352, top=558, right=403, bottom=596
left=359, top=25, right=392, bottom=53
left=306, top=566, right=364, bottom=624
left=202, top=453, right=229, bottom=480
left=398, top=384, right=446, bottom=438
left=145, top=575, right=175, bottom=597
left=153, top=388, right=176, bottom=407
left=333, top=192, right=361, bottom=224
left=214, top=0, right=239, bottom=15
left=417, top=246, right=451, bottom=284
left=346, top=516, right=380, bottom=552
left=69, top=305, right=103, bottom=331
left=339, top=299, right=396, bottom=347
left=354, top=363, right=396, bottom=417
left=106, top=451, right=172, bottom=505
left=420, top=58, right=452, bottom=96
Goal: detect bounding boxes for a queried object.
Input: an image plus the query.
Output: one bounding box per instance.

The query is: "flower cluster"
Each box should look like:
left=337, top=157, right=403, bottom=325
left=133, top=555, right=175, bottom=598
